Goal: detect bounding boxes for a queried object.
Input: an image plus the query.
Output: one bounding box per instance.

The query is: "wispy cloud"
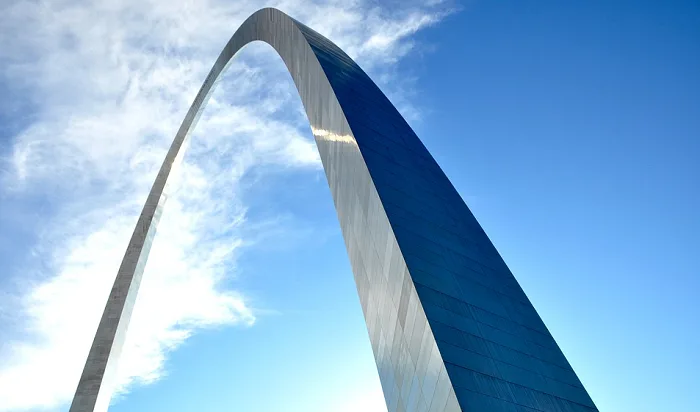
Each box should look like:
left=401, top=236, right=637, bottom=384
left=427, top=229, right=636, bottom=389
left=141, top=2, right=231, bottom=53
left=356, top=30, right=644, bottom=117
left=0, top=0, right=450, bottom=410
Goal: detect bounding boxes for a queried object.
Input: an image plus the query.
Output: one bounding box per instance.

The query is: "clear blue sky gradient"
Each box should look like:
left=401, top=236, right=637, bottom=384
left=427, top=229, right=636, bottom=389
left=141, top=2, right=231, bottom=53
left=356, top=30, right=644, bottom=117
left=116, top=1, right=698, bottom=411
left=411, top=2, right=700, bottom=411
left=2, top=1, right=697, bottom=411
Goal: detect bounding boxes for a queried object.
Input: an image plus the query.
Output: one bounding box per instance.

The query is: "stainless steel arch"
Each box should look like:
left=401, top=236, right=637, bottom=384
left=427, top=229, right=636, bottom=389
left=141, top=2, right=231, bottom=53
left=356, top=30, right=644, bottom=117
left=71, top=7, right=598, bottom=412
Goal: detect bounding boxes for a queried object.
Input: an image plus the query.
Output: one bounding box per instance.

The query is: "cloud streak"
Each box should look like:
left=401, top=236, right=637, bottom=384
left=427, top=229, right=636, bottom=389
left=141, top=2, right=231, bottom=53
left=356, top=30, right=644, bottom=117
left=0, top=0, right=449, bottom=410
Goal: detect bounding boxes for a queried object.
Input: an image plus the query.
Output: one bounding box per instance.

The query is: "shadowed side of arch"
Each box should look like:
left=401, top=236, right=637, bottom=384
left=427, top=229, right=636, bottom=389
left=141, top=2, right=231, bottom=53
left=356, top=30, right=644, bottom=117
left=71, top=7, right=598, bottom=412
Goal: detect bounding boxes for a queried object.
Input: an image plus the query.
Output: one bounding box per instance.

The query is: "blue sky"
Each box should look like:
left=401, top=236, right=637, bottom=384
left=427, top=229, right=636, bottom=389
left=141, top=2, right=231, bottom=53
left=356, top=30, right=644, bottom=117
left=0, top=1, right=698, bottom=412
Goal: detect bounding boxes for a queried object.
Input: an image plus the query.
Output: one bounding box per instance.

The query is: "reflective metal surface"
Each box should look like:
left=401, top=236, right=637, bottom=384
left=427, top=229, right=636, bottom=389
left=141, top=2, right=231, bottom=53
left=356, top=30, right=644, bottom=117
left=70, top=8, right=598, bottom=412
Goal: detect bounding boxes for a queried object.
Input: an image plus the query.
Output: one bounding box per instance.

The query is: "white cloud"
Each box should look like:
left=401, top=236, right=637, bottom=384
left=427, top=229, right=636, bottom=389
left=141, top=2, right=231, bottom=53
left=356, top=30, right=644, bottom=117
left=0, top=0, right=450, bottom=411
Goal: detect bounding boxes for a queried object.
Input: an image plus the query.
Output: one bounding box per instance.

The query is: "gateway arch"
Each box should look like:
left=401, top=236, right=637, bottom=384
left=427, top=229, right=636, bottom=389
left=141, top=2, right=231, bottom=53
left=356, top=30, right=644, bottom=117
left=71, top=8, right=599, bottom=412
